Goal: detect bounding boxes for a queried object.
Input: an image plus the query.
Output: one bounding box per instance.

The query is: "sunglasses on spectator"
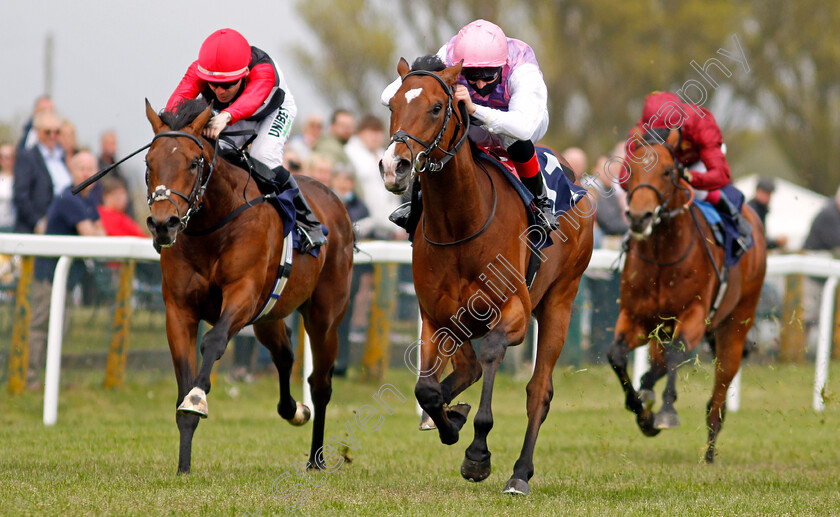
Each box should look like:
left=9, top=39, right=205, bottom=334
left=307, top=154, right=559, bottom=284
left=40, top=128, right=61, bottom=136
left=207, top=79, right=240, bottom=89
left=287, top=160, right=302, bottom=172
left=462, top=67, right=501, bottom=83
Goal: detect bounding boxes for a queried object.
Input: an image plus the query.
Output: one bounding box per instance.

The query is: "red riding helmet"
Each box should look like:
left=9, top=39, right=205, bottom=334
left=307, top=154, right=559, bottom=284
left=641, top=91, right=688, bottom=129
left=196, top=28, right=251, bottom=83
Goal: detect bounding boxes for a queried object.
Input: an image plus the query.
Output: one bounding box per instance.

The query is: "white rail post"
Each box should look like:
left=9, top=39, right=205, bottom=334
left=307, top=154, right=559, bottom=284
left=632, top=345, right=649, bottom=390
left=531, top=318, right=539, bottom=373
left=727, top=370, right=741, bottom=412
left=416, top=308, right=423, bottom=416
left=303, top=331, right=313, bottom=410
left=814, top=276, right=838, bottom=411
left=43, top=256, right=72, bottom=426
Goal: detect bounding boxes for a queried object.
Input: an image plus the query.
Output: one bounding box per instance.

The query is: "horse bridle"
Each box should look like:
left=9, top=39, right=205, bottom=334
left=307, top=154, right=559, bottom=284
left=626, top=131, right=693, bottom=226
left=146, top=130, right=218, bottom=231
left=388, top=70, right=471, bottom=174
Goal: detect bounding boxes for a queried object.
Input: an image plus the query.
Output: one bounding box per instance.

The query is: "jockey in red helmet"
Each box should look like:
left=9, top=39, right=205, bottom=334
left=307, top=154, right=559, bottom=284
left=382, top=19, right=559, bottom=232
left=166, top=28, right=325, bottom=251
left=625, top=91, right=752, bottom=250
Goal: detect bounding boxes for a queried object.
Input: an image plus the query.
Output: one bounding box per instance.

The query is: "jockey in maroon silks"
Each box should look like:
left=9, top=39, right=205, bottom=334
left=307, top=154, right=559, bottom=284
left=167, top=28, right=325, bottom=251
left=624, top=91, right=752, bottom=251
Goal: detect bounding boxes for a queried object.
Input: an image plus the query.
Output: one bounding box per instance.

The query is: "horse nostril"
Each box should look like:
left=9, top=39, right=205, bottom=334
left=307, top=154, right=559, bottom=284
left=166, top=216, right=181, bottom=230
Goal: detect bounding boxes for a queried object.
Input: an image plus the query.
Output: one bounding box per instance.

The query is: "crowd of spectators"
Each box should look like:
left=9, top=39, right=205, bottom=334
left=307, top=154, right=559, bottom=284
left=5, top=94, right=835, bottom=384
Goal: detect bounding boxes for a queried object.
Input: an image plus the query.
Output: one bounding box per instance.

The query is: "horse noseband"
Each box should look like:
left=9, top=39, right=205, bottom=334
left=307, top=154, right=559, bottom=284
left=152, top=185, right=172, bottom=203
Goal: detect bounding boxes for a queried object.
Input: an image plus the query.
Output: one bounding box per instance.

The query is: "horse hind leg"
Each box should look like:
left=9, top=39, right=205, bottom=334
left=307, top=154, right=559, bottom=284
left=254, top=320, right=311, bottom=426
left=461, top=328, right=510, bottom=484
left=705, top=311, right=752, bottom=464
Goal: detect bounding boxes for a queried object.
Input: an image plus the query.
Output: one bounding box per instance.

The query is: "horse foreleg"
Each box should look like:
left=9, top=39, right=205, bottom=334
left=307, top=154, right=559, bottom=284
left=655, top=305, right=706, bottom=429
left=166, top=307, right=200, bottom=474
left=608, top=313, right=661, bottom=436
left=414, top=315, right=465, bottom=445
left=461, top=327, right=510, bottom=484
left=441, top=341, right=482, bottom=403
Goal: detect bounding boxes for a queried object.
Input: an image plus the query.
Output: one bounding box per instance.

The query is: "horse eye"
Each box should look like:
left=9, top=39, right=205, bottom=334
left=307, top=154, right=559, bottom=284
left=431, top=103, right=443, bottom=115
left=664, top=168, right=671, bottom=177
left=190, top=159, right=199, bottom=172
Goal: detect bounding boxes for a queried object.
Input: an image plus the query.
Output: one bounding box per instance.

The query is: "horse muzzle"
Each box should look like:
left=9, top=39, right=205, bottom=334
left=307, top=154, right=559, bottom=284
left=146, top=215, right=181, bottom=248
left=379, top=142, right=412, bottom=194
left=627, top=210, right=654, bottom=239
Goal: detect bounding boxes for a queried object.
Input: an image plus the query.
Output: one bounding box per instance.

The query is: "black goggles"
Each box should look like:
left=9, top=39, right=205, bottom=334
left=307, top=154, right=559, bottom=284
left=207, top=79, right=240, bottom=89
left=462, top=67, right=501, bottom=83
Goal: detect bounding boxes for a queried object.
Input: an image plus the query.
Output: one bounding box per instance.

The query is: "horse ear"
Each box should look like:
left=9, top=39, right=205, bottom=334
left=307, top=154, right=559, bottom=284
left=188, top=105, right=214, bottom=135
left=440, top=60, right=463, bottom=87
left=398, top=58, right=410, bottom=79
left=666, top=128, right=681, bottom=148
left=145, top=98, right=168, bottom=134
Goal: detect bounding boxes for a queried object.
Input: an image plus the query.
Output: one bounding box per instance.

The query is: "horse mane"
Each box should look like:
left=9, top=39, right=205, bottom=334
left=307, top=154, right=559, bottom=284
left=160, top=99, right=210, bottom=130
left=411, top=54, right=446, bottom=72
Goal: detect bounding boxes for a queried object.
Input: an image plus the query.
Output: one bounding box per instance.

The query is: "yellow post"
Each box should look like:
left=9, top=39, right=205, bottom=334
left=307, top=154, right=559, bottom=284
left=779, top=274, right=805, bottom=363
left=7, top=256, right=34, bottom=394
left=360, top=263, right=397, bottom=381
left=104, top=261, right=135, bottom=389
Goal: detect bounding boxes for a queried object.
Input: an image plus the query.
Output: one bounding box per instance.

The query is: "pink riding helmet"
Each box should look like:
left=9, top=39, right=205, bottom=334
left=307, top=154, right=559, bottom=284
left=451, top=19, right=509, bottom=68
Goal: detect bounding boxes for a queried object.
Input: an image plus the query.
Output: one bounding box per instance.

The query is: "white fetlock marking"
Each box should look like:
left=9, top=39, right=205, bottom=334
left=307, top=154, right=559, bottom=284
left=289, top=401, right=311, bottom=426
left=418, top=411, right=436, bottom=431
left=177, top=387, right=208, bottom=418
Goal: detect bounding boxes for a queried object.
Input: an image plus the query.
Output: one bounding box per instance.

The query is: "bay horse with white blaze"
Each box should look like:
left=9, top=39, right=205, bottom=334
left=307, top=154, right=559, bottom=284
left=144, top=99, right=353, bottom=474
left=380, top=59, right=594, bottom=494
left=607, top=127, right=766, bottom=463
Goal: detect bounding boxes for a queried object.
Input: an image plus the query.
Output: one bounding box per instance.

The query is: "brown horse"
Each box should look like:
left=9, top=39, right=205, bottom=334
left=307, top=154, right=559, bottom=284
left=144, top=99, right=353, bottom=474
left=379, top=59, right=594, bottom=494
left=607, top=127, right=766, bottom=463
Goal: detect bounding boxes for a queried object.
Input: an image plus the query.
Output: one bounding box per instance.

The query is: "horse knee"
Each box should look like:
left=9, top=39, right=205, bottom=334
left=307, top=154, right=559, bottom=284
left=415, top=380, right=444, bottom=411
left=607, top=341, right=628, bottom=370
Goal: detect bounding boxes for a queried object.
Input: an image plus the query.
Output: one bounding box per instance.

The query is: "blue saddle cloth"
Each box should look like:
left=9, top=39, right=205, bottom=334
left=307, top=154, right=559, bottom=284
left=475, top=145, right=588, bottom=250
left=693, top=184, right=748, bottom=267
left=272, top=187, right=326, bottom=257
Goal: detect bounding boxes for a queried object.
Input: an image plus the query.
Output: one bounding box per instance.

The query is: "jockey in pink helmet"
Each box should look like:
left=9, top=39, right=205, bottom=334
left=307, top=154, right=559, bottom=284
left=382, top=19, right=558, bottom=232
left=167, top=28, right=325, bottom=251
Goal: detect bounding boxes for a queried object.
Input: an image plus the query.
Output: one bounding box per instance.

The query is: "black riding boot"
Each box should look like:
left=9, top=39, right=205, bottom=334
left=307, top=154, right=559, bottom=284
left=520, top=174, right=559, bottom=231
left=274, top=166, right=327, bottom=253
left=714, top=194, right=752, bottom=252
left=388, top=177, right=422, bottom=233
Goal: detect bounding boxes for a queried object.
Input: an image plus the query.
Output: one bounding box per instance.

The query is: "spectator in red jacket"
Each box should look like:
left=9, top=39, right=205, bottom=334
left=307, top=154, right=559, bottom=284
left=97, top=176, right=146, bottom=237
left=625, top=91, right=751, bottom=251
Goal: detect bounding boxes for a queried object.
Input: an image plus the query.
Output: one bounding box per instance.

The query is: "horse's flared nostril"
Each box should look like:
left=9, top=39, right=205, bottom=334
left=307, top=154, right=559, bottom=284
left=166, top=216, right=181, bottom=230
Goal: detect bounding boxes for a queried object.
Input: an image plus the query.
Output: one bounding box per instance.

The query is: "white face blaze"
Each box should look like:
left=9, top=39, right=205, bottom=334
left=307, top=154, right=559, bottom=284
left=405, top=88, right=423, bottom=104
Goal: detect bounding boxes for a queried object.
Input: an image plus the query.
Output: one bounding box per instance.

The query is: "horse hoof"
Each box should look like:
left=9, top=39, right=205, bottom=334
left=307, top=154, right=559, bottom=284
left=418, top=411, right=436, bottom=431
left=637, top=411, right=661, bottom=437
left=638, top=389, right=655, bottom=412
left=177, top=387, right=208, bottom=418
left=460, top=454, right=491, bottom=482
left=654, top=409, right=680, bottom=429
left=446, top=402, right=471, bottom=431
left=502, top=477, right=530, bottom=495
left=287, top=401, right=311, bottom=426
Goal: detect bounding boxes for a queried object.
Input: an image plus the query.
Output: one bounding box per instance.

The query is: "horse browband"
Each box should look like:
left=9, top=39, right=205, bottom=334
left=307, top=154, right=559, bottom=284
left=389, top=69, right=471, bottom=173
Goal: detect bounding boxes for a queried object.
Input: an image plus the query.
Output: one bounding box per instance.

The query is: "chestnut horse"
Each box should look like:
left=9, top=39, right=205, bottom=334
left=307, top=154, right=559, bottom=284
left=607, top=128, right=766, bottom=463
left=144, top=100, right=353, bottom=473
left=379, top=59, right=593, bottom=494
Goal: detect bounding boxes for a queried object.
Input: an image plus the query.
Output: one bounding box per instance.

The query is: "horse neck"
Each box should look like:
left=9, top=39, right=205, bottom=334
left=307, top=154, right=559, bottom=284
left=637, top=204, right=697, bottom=262
left=419, top=147, right=490, bottom=239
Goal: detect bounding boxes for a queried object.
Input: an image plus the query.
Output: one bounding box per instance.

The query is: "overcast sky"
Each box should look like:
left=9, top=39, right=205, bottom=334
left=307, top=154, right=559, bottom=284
left=1, top=1, right=331, bottom=184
